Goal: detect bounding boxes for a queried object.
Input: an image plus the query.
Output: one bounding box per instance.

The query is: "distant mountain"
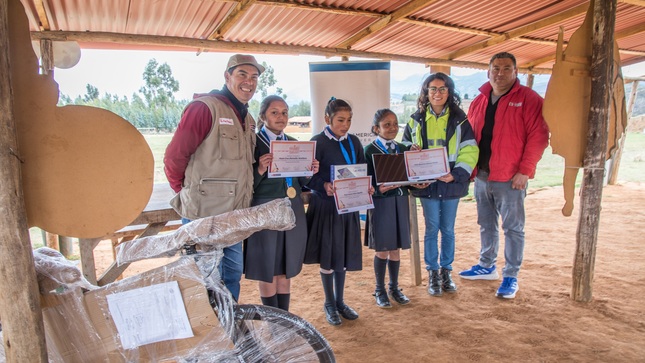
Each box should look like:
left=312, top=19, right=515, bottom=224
left=282, top=82, right=311, bottom=105
left=282, top=70, right=645, bottom=119
left=390, top=73, right=428, bottom=99
left=283, top=70, right=554, bottom=105
left=392, top=72, right=551, bottom=101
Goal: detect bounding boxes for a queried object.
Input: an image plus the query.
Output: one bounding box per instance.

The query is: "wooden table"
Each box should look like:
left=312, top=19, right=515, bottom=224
left=79, top=183, right=181, bottom=286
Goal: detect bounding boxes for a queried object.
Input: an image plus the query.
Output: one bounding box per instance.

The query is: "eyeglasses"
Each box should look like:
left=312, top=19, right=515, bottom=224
left=428, top=87, right=448, bottom=95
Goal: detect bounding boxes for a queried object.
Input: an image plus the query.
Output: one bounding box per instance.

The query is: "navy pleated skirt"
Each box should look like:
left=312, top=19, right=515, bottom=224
left=364, top=195, right=411, bottom=251
left=304, top=194, right=362, bottom=271
left=244, top=196, right=307, bottom=282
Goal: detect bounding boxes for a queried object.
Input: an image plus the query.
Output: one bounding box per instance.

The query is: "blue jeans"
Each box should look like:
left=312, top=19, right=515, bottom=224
left=419, top=197, right=460, bottom=271
left=182, top=218, right=243, bottom=301
left=474, top=171, right=526, bottom=278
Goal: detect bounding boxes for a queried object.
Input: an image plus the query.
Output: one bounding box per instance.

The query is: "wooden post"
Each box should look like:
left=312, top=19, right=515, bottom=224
left=607, top=80, right=639, bottom=184
left=45, top=231, right=59, bottom=250
left=39, top=39, right=53, bottom=75
left=59, top=236, right=74, bottom=257
left=45, top=232, right=74, bottom=257
left=429, top=65, right=451, bottom=75
left=526, top=73, right=535, bottom=89
left=0, top=0, right=48, bottom=360
left=571, top=0, right=616, bottom=303
left=408, top=196, right=422, bottom=286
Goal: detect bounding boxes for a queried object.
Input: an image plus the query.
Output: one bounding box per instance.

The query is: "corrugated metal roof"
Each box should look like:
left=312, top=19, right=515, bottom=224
left=225, top=5, right=376, bottom=47
left=355, top=22, right=484, bottom=59
left=21, top=0, right=645, bottom=72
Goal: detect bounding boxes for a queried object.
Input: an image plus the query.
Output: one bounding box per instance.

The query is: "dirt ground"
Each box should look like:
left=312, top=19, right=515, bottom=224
left=96, top=182, right=645, bottom=362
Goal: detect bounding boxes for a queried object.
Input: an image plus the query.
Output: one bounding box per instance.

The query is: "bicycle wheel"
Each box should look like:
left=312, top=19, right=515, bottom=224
left=232, top=304, right=335, bottom=363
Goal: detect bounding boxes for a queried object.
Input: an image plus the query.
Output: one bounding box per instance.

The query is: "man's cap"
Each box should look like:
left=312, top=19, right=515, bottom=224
left=226, top=54, right=265, bottom=74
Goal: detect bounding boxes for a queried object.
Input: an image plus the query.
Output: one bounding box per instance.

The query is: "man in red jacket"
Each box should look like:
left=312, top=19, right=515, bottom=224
left=458, top=52, right=549, bottom=299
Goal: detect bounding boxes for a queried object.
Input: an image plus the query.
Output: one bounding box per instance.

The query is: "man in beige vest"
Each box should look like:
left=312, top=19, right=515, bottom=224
left=164, top=54, right=264, bottom=301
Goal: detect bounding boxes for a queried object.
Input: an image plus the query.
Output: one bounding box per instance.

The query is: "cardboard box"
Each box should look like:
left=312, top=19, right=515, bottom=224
left=41, top=258, right=233, bottom=362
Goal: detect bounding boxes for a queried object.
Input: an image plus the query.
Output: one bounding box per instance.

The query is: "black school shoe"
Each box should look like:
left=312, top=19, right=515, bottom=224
left=336, top=303, right=359, bottom=320
left=389, top=288, right=411, bottom=305
left=324, top=304, right=342, bottom=326
left=374, top=291, right=392, bottom=308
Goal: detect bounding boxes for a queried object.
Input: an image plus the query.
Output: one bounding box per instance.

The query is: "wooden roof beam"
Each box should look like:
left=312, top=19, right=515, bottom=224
left=618, top=0, right=645, bottom=6
left=522, top=54, right=556, bottom=69
left=523, top=48, right=645, bottom=69
left=523, top=21, right=645, bottom=68
left=257, top=0, right=380, bottom=18
left=624, top=75, right=645, bottom=83
left=261, top=1, right=502, bottom=40
left=336, top=0, right=438, bottom=49
left=401, top=17, right=574, bottom=47
left=207, top=0, right=257, bottom=40
left=257, top=1, right=612, bottom=50
left=33, top=0, right=50, bottom=30
left=620, top=49, right=645, bottom=56
left=443, top=2, right=589, bottom=60
left=615, top=21, right=645, bottom=38
left=30, top=30, right=553, bottom=74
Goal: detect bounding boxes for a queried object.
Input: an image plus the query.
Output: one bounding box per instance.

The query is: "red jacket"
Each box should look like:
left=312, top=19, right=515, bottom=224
left=468, top=79, right=549, bottom=182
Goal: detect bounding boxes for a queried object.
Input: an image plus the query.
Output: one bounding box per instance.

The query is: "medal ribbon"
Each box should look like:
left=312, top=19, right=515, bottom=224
left=326, top=126, right=356, bottom=164
left=262, top=127, right=293, bottom=194
left=375, top=139, right=399, bottom=154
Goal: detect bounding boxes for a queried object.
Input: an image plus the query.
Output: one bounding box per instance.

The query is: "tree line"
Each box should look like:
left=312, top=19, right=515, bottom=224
left=64, top=59, right=645, bottom=131
left=58, top=59, right=312, bottom=132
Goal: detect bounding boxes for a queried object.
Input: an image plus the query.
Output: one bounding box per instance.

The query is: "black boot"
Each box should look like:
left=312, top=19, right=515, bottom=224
left=427, top=270, right=442, bottom=296
left=440, top=268, right=457, bottom=293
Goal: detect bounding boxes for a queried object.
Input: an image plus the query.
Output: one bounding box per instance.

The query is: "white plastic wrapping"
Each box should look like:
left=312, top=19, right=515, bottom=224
left=33, top=247, right=96, bottom=294
left=0, top=326, right=4, bottom=363
left=116, top=197, right=297, bottom=264
left=31, top=197, right=333, bottom=362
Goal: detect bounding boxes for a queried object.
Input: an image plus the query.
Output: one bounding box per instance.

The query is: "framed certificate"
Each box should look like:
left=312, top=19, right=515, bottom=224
left=404, top=148, right=450, bottom=181
left=332, top=176, right=374, bottom=215
left=268, top=141, right=316, bottom=178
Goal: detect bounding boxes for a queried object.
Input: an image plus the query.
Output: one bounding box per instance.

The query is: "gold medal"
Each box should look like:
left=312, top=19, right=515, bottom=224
left=287, top=186, right=297, bottom=199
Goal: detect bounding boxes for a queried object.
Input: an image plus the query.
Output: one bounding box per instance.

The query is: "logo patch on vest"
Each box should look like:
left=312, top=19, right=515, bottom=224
left=508, top=102, right=523, bottom=107
left=219, top=118, right=234, bottom=125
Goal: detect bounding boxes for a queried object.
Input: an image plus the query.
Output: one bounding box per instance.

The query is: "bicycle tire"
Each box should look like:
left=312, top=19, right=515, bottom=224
left=233, top=304, right=335, bottom=363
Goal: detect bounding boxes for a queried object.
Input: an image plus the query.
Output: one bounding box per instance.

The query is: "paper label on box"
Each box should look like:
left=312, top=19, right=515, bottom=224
left=106, top=281, right=194, bottom=349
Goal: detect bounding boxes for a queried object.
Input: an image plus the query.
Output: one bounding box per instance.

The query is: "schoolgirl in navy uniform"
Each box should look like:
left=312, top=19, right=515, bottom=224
left=304, top=98, right=373, bottom=326
left=244, top=95, right=320, bottom=311
left=364, top=109, right=428, bottom=308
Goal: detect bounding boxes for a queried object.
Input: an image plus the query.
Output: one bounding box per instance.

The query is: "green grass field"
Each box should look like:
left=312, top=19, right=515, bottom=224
left=146, top=132, right=645, bottom=189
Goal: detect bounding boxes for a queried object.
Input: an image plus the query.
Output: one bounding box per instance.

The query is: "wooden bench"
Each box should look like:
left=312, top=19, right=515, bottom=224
left=79, top=184, right=181, bottom=286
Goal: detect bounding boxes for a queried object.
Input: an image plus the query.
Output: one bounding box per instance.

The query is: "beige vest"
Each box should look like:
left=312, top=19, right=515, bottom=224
left=171, top=95, right=256, bottom=220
